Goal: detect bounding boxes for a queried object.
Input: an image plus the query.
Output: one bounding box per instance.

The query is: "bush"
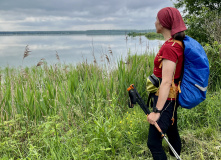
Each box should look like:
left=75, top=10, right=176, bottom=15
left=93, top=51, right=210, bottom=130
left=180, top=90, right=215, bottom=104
left=204, top=41, right=221, bottom=91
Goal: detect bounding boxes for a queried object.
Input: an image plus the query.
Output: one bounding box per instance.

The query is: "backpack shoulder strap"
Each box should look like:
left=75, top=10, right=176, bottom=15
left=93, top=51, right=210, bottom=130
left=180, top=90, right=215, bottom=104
left=172, top=39, right=184, bottom=48
left=171, top=39, right=183, bottom=93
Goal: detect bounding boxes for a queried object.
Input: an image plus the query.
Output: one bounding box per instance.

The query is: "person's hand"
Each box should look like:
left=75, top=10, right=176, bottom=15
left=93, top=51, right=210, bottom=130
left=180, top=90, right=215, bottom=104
left=147, top=112, right=160, bottom=125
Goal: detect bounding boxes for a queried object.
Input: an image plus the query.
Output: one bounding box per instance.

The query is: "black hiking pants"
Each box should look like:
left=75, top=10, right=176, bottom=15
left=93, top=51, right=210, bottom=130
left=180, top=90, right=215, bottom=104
left=147, top=95, right=181, bottom=160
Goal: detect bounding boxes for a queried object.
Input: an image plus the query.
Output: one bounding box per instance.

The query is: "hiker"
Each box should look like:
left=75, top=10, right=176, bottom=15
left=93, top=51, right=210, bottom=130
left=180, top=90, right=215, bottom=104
left=147, top=7, right=186, bottom=159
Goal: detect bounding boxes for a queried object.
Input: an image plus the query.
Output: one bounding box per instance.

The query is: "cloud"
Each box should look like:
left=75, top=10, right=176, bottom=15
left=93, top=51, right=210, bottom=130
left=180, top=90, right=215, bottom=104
left=0, top=0, right=174, bottom=31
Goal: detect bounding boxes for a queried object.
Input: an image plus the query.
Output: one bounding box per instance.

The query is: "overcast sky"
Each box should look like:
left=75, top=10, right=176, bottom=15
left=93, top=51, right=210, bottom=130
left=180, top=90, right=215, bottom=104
left=0, top=0, right=175, bottom=31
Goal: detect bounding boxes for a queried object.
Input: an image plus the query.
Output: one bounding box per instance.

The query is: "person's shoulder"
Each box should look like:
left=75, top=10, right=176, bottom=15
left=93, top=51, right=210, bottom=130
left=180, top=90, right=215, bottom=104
left=162, top=40, right=183, bottom=52
left=161, top=42, right=176, bottom=51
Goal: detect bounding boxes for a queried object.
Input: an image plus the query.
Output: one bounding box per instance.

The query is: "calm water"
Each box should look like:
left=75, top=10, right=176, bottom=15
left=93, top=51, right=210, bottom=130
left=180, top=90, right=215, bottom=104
left=0, top=35, right=163, bottom=68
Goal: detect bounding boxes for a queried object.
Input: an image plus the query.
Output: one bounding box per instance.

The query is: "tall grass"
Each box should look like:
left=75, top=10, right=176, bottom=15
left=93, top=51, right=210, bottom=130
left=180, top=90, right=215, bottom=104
left=0, top=52, right=220, bottom=159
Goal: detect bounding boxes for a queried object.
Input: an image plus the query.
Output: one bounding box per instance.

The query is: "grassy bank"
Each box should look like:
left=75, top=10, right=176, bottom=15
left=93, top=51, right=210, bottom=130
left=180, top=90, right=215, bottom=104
left=0, top=52, right=221, bottom=159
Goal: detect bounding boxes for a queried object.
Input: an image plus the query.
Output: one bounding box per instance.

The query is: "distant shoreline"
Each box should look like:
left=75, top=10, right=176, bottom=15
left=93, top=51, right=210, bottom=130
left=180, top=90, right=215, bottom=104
left=0, top=29, right=155, bottom=36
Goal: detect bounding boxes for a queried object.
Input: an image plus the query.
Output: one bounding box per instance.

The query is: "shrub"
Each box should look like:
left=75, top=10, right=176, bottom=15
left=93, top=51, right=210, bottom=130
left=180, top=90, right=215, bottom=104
left=204, top=41, right=221, bottom=91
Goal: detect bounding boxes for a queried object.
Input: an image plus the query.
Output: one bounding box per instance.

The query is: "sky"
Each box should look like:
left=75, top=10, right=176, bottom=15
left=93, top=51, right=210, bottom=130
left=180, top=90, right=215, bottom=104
left=0, top=0, right=175, bottom=31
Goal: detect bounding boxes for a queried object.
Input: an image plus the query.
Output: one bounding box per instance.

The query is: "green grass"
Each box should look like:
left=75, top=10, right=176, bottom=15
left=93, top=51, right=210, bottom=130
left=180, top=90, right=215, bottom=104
left=0, top=53, right=221, bottom=159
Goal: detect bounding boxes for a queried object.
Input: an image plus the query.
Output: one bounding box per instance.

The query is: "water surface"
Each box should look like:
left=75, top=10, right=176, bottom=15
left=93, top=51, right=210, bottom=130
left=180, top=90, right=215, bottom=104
left=0, top=35, right=163, bottom=68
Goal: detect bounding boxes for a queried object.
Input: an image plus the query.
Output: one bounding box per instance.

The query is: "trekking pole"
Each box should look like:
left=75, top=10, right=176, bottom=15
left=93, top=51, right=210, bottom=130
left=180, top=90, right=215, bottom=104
left=127, top=84, right=182, bottom=160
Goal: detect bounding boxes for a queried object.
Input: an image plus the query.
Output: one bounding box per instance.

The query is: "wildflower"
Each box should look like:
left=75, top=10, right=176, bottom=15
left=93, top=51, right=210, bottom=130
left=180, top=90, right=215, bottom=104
left=120, top=121, right=122, bottom=124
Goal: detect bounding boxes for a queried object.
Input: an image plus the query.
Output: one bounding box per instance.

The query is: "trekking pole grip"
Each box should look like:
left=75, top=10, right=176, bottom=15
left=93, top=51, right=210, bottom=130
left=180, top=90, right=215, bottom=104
left=154, top=122, right=165, bottom=138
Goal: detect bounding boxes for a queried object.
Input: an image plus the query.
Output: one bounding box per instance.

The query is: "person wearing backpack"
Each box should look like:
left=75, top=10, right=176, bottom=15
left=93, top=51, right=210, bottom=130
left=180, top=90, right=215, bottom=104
left=146, top=7, right=186, bottom=160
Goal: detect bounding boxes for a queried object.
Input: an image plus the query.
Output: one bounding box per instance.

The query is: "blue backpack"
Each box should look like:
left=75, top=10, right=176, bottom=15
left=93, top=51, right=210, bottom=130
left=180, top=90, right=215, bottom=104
left=178, top=36, right=210, bottom=109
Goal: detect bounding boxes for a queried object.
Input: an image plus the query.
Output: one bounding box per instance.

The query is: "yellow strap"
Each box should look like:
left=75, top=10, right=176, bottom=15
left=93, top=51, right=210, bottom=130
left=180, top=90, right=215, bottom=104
left=155, top=86, right=178, bottom=98
left=172, top=40, right=184, bottom=48
left=159, top=62, right=162, bottom=68
left=178, top=81, right=181, bottom=93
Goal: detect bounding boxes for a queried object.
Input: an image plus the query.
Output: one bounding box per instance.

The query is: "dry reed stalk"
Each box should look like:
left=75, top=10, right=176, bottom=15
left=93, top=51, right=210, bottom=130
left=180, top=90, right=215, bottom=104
left=105, top=54, right=110, bottom=63
left=94, top=58, right=97, bottom=64
left=36, top=61, right=43, bottom=67
left=139, top=35, right=142, bottom=45
left=125, top=34, right=128, bottom=42
left=23, top=45, right=31, bottom=60
left=54, top=64, right=57, bottom=72
left=125, top=34, right=129, bottom=52
left=56, top=51, right=60, bottom=61
left=108, top=46, right=113, bottom=56
left=63, top=65, right=68, bottom=73
left=91, top=39, right=97, bottom=64
left=146, top=40, right=149, bottom=51
left=21, top=69, right=28, bottom=79
left=36, top=58, right=45, bottom=67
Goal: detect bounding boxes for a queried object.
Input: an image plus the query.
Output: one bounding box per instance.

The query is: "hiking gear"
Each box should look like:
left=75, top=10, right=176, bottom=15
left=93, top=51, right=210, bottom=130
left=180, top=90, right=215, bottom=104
left=157, top=7, right=187, bottom=36
left=127, top=84, right=182, bottom=160
left=127, top=84, right=149, bottom=114
left=178, top=36, right=209, bottom=109
left=146, top=74, right=161, bottom=93
left=146, top=74, right=161, bottom=111
left=155, top=85, right=179, bottom=99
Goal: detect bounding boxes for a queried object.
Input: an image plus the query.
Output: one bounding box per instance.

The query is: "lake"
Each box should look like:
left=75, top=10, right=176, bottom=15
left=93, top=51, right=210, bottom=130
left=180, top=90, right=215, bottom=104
left=0, top=34, right=163, bottom=68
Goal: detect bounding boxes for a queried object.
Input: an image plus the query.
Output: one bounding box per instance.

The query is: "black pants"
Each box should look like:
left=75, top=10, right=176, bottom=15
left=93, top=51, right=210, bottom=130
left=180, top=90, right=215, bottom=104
left=147, top=95, right=181, bottom=160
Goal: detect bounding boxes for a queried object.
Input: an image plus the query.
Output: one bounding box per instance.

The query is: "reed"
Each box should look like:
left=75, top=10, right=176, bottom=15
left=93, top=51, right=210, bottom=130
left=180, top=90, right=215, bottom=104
left=0, top=51, right=220, bottom=159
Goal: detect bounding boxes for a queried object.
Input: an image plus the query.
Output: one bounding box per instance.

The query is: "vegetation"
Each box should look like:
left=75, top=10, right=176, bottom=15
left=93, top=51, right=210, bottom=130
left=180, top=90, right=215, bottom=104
left=0, top=45, right=221, bottom=159
left=173, top=0, right=221, bottom=91
left=174, top=0, right=221, bottom=44
left=204, top=41, right=221, bottom=91
left=0, top=1, right=220, bottom=159
left=128, top=32, right=164, bottom=40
